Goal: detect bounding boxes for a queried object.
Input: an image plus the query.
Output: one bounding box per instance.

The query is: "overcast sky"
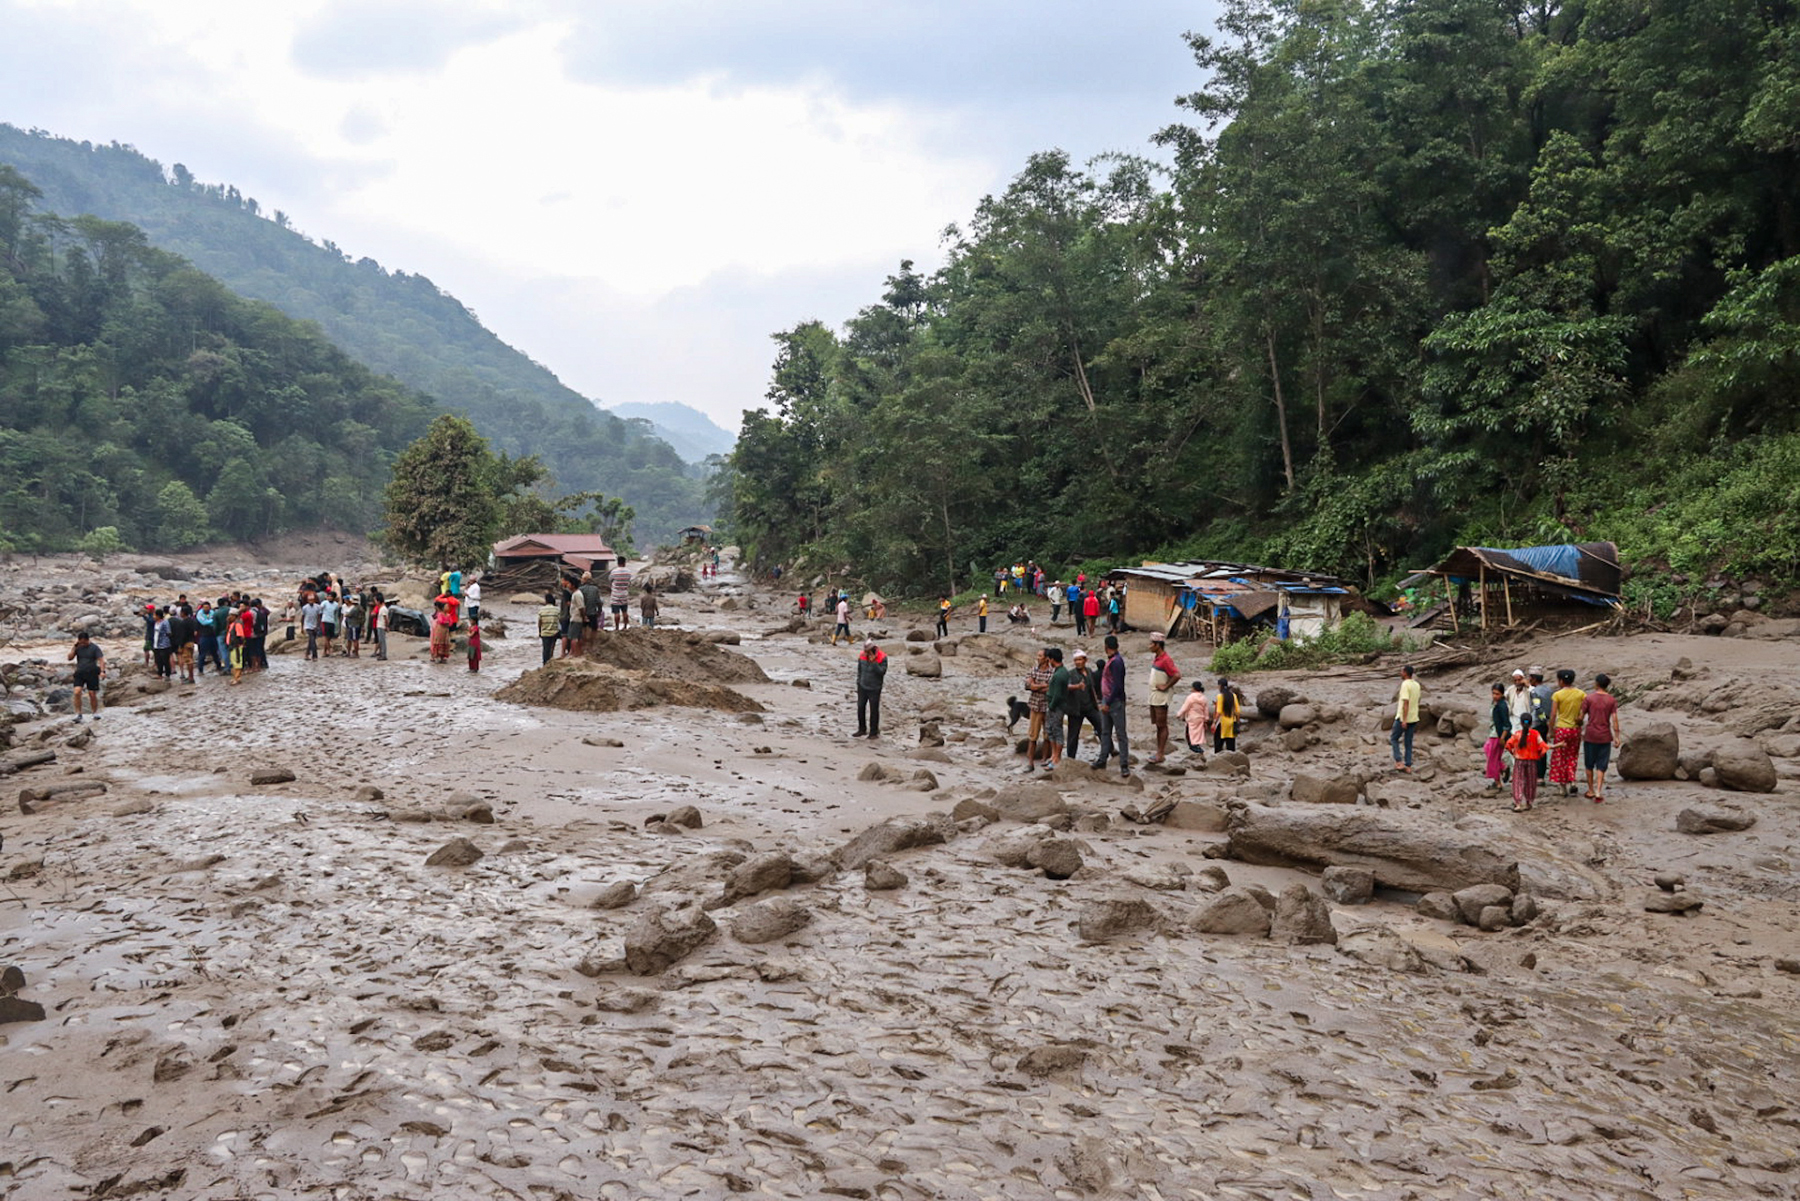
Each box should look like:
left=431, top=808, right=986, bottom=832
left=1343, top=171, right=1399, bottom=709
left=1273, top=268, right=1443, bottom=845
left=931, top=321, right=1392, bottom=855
left=0, top=0, right=1214, bottom=432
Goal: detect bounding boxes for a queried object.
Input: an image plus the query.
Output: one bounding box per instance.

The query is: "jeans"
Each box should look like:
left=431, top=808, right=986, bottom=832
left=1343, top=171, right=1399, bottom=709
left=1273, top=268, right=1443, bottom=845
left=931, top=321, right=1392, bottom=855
left=936, top=616, right=948, bottom=637
left=196, top=635, right=223, bottom=673
left=306, top=628, right=319, bottom=659
left=376, top=628, right=388, bottom=659
left=856, top=687, right=881, bottom=737
left=1074, top=613, right=1087, bottom=636
left=1051, top=604, right=1061, bottom=622
left=1390, top=719, right=1418, bottom=767
left=541, top=636, right=558, bottom=665
left=1094, top=701, right=1130, bottom=770
left=979, top=616, right=987, bottom=633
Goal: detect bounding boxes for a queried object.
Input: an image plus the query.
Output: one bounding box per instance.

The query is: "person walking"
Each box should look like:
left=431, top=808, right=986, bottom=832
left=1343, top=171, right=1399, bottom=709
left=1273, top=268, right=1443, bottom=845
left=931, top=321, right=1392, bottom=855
left=536, top=592, right=561, bottom=665
left=1091, top=635, right=1130, bottom=776
left=232, top=601, right=256, bottom=684
left=1579, top=673, right=1623, bottom=802
left=640, top=585, right=659, bottom=629
left=1505, top=722, right=1547, bottom=811
left=1549, top=669, right=1586, bottom=796
left=1483, top=682, right=1512, bottom=790
left=67, top=632, right=105, bottom=721
left=1023, top=647, right=1055, bottom=772
left=1066, top=582, right=1082, bottom=632
left=1213, top=677, right=1241, bottom=753
left=977, top=594, right=989, bottom=634
left=1062, top=649, right=1102, bottom=760
left=832, top=594, right=852, bottom=646
left=1050, top=584, right=1063, bottom=625
left=854, top=638, right=887, bottom=738
left=1176, top=680, right=1211, bottom=761
left=1082, top=589, right=1100, bottom=638
left=1145, top=631, right=1181, bottom=764
left=1391, top=664, right=1421, bottom=771
left=936, top=596, right=950, bottom=638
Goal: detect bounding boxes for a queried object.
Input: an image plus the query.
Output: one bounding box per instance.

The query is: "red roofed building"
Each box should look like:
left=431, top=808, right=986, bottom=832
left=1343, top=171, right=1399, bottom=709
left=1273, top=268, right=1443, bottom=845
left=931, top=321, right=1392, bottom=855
left=491, top=534, right=616, bottom=574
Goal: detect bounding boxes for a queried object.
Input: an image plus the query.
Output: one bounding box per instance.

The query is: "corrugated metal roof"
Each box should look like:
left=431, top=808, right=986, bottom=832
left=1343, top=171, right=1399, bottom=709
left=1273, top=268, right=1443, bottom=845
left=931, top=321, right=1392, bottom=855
left=493, top=534, right=616, bottom=556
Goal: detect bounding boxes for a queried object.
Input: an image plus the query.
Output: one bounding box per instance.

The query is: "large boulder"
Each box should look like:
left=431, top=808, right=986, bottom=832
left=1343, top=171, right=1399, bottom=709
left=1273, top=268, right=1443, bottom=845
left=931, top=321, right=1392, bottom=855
left=1675, top=804, right=1757, bottom=835
left=1320, top=865, right=1375, bottom=905
left=1191, top=887, right=1273, bottom=936
left=1026, top=838, right=1084, bottom=880
left=1278, top=703, right=1320, bottom=730
left=1289, top=774, right=1359, bottom=805
left=622, top=905, right=718, bottom=974
left=729, top=897, right=812, bottom=944
left=990, top=782, right=1071, bottom=822
left=905, top=654, right=943, bottom=678
left=1270, top=884, right=1337, bottom=945
left=1617, top=722, right=1678, bottom=780
left=835, top=814, right=956, bottom=870
left=1163, top=800, right=1228, bottom=832
left=1452, top=883, right=1514, bottom=926
left=714, top=851, right=797, bottom=906
left=1257, top=687, right=1301, bottom=719
left=1713, top=739, right=1777, bottom=793
left=1077, top=897, right=1161, bottom=941
left=1224, top=804, right=1601, bottom=898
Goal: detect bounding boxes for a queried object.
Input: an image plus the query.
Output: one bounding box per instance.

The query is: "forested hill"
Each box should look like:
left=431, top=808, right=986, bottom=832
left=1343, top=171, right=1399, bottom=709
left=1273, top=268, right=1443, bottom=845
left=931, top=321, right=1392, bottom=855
left=0, top=166, right=433, bottom=552
left=0, top=124, right=704, bottom=541
left=730, top=0, right=1800, bottom=604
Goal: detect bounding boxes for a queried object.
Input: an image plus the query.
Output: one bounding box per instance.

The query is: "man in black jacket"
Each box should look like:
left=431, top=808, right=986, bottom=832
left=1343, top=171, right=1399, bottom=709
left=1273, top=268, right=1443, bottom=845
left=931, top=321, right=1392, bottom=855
left=854, top=639, right=888, bottom=739
left=1062, top=649, right=1104, bottom=761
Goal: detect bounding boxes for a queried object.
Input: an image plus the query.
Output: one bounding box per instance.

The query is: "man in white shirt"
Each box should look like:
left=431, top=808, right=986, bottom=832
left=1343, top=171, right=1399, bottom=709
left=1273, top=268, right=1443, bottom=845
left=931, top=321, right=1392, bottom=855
left=832, top=596, right=851, bottom=646
left=465, top=580, right=482, bottom=626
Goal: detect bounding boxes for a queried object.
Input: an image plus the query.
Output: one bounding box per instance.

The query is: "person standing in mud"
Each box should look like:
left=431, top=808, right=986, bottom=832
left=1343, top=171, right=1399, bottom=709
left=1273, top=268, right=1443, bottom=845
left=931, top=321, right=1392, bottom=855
left=320, top=591, right=341, bottom=658
left=1092, top=635, right=1131, bottom=776
left=195, top=600, right=223, bottom=676
left=567, top=578, right=588, bottom=656
left=151, top=607, right=174, bottom=679
left=609, top=561, right=634, bottom=632
left=854, top=638, right=887, bottom=738
left=1506, top=669, right=1532, bottom=783
left=253, top=599, right=271, bottom=671
left=1145, top=631, right=1181, bottom=765
left=1483, top=682, right=1512, bottom=790
left=1579, top=673, right=1623, bottom=803
left=579, top=573, right=601, bottom=640
left=640, top=585, right=659, bottom=629
left=465, top=578, right=482, bottom=627
left=232, top=601, right=256, bottom=684
left=1528, top=666, right=1555, bottom=782
left=1390, top=664, right=1421, bottom=772
left=1176, top=680, right=1211, bottom=761
left=371, top=592, right=389, bottom=660
left=345, top=593, right=365, bottom=658
left=1549, top=669, right=1586, bottom=796
left=1062, top=649, right=1102, bottom=759
left=1213, top=677, right=1241, bottom=753
left=977, top=593, right=989, bottom=634
left=170, top=603, right=197, bottom=684
left=832, top=593, right=852, bottom=645
left=1505, top=720, right=1546, bottom=810
left=466, top=620, right=483, bottom=672
left=67, top=632, right=105, bottom=721
left=1023, top=646, right=1055, bottom=772
left=936, top=596, right=950, bottom=638
left=536, top=592, right=561, bottom=665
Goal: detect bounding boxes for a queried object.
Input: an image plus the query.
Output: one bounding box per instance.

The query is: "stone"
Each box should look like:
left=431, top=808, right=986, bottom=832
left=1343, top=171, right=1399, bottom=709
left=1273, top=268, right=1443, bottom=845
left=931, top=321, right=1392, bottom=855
left=729, top=896, right=812, bottom=944
left=835, top=814, right=956, bottom=870
left=1290, top=774, right=1360, bottom=805
left=1256, top=686, right=1301, bottom=719
left=1191, top=887, right=1273, bottom=936
left=666, top=805, right=704, bottom=829
left=1653, top=871, right=1686, bottom=892
left=718, top=851, right=796, bottom=905
left=0, top=995, right=47, bottom=1024
left=990, top=781, right=1071, bottom=822
left=1271, top=884, right=1337, bottom=945
left=788, top=852, right=838, bottom=885
left=623, top=905, right=719, bottom=973
left=424, top=837, right=483, bottom=867
left=591, top=881, right=637, bottom=910
left=581, top=735, right=626, bottom=748
left=987, top=826, right=1051, bottom=868
left=454, top=802, right=495, bottom=824
left=0, top=965, right=23, bottom=995
left=1017, top=1044, right=1088, bottom=1076
left=1206, top=750, right=1251, bottom=776
left=864, top=860, right=908, bottom=890
left=1453, top=883, right=1515, bottom=925
left=1676, top=804, right=1756, bottom=834
left=1278, top=703, right=1319, bottom=730
left=1027, top=837, right=1084, bottom=879
left=250, top=767, right=296, bottom=785
left=1416, top=892, right=1459, bottom=922
left=1617, top=722, right=1679, bottom=780
left=905, top=654, right=943, bottom=678
left=1077, top=896, right=1161, bottom=941
left=1191, top=865, right=1231, bottom=893
left=1321, top=865, right=1375, bottom=905
left=857, top=762, right=894, bottom=783
left=908, top=769, right=940, bottom=792
left=1712, top=740, right=1777, bottom=793
left=1510, top=893, right=1540, bottom=926
left=1336, top=926, right=1429, bottom=973
left=354, top=785, right=385, bottom=802
left=951, top=797, right=1001, bottom=823
left=1477, top=904, right=1511, bottom=932
left=1643, top=890, right=1704, bottom=914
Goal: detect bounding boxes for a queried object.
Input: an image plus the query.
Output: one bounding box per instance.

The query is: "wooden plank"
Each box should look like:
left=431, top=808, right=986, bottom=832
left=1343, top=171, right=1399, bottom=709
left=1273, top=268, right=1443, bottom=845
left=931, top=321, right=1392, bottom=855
left=1503, top=577, right=1514, bottom=626
left=1480, top=565, right=1488, bottom=631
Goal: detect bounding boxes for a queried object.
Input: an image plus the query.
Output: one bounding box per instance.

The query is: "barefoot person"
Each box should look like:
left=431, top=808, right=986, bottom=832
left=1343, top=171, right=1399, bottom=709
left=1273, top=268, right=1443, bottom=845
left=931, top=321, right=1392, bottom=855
left=1579, top=673, right=1623, bottom=802
left=1145, top=631, right=1181, bottom=764
left=67, top=632, right=105, bottom=721
left=1549, top=669, right=1585, bottom=797
left=1022, top=646, right=1055, bottom=772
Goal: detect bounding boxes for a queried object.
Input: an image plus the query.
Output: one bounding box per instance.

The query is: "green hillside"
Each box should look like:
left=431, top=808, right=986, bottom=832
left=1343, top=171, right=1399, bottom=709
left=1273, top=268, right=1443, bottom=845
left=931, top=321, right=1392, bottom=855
left=0, top=166, right=431, bottom=552
left=0, top=124, right=704, bottom=542
left=730, top=0, right=1800, bottom=605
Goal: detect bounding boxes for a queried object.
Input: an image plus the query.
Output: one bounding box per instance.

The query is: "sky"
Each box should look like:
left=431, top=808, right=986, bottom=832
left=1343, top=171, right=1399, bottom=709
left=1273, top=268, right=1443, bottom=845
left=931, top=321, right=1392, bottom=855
left=0, top=0, right=1214, bottom=433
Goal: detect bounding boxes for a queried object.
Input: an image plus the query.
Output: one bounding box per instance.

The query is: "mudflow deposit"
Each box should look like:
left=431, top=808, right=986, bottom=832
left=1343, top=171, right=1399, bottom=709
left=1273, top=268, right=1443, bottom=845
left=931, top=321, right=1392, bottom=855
left=2, top=543, right=1799, bottom=1201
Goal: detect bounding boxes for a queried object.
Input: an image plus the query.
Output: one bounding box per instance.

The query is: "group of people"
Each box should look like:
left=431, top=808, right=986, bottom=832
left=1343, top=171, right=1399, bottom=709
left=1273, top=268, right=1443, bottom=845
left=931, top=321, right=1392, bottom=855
left=928, top=579, right=1125, bottom=639
left=533, top=563, right=659, bottom=664
left=141, top=593, right=272, bottom=686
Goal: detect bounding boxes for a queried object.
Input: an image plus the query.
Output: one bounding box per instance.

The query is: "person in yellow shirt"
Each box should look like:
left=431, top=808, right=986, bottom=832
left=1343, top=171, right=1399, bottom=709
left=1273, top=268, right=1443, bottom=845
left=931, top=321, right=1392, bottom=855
left=977, top=594, right=989, bottom=634
left=1213, top=677, right=1240, bottom=752
left=1391, top=664, right=1421, bottom=771
left=1548, top=669, right=1586, bottom=796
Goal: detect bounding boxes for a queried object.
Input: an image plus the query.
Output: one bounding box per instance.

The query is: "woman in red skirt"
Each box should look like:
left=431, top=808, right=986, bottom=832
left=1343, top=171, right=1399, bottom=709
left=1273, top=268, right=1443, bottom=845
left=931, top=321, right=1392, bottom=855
left=1548, top=669, right=1585, bottom=794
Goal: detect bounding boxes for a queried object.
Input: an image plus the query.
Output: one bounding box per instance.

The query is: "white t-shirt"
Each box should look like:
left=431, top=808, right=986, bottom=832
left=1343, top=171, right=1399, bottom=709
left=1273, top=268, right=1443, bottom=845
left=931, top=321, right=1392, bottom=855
left=466, top=582, right=481, bottom=605
left=836, top=600, right=849, bottom=623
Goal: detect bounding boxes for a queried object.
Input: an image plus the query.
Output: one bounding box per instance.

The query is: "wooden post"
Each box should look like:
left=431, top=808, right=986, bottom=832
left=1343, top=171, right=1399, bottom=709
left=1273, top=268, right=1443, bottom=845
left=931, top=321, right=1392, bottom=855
left=1480, top=565, right=1489, bottom=631
left=1503, top=577, right=1514, bottom=627
left=1445, top=573, right=1459, bottom=633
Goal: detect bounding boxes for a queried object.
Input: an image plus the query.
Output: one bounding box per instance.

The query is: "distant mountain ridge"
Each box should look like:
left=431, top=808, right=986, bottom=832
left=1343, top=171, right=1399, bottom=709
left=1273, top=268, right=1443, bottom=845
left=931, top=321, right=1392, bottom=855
left=0, top=124, right=706, bottom=541
left=606, top=401, right=737, bottom=463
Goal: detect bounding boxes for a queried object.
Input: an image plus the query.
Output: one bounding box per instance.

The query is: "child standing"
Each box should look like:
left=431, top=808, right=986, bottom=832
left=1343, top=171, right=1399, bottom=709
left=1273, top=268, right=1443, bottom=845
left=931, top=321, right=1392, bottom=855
left=1505, top=723, right=1547, bottom=811
left=1484, top=682, right=1512, bottom=790
left=466, top=621, right=482, bottom=672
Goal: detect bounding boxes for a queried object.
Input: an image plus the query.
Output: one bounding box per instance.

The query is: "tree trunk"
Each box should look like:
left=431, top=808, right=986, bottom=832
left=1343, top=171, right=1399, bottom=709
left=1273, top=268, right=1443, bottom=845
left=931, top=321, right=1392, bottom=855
left=1264, top=326, right=1296, bottom=492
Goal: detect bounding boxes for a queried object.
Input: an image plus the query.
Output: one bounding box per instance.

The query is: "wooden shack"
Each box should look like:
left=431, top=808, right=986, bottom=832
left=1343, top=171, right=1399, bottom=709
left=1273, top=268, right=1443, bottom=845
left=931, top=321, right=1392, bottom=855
left=1106, top=560, right=1356, bottom=642
left=1406, top=542, right=1621, bottom=631
left=487, top=534, right=617, bottom=593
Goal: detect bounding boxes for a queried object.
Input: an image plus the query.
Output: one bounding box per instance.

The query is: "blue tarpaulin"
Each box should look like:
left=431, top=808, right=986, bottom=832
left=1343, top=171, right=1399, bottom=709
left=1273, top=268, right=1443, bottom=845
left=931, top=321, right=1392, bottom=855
left=1474, top=544, right=1584, bottom=581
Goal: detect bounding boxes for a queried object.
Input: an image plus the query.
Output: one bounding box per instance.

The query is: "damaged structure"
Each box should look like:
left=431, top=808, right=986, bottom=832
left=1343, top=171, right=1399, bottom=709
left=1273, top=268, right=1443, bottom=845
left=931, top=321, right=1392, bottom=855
left=485, top=534, right=618, bottom=594
left=1104, top=561, right=1365, bottom=643
left=1403, top=542, right=1623, bottom=631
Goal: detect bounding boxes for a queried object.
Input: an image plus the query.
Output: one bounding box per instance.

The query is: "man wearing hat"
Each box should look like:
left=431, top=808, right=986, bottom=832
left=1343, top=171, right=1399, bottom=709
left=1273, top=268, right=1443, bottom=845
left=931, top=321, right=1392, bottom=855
left=854, top=638, right=888, bottom=739
left=1145, top=631, right=1182, bottom=764
left=1061, top=649, right=1102, bottom=760
left=1505, top=669, right=1533, bottom=783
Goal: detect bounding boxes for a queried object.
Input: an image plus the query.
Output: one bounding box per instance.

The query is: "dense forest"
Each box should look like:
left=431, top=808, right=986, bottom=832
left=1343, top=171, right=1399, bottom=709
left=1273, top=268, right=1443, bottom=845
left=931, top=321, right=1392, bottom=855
left=0, top=125, right=707, bottom=542
left=0, top=166, right=433, bottom=552
left=729, top=0, right=1800, bottom=601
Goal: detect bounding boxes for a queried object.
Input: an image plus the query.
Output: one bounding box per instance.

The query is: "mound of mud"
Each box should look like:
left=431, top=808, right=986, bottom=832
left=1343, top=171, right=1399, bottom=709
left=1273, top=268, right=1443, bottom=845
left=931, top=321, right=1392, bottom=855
left=496, top=659, right=765, bottom=713
left=579, top=627, right=770, bottom=684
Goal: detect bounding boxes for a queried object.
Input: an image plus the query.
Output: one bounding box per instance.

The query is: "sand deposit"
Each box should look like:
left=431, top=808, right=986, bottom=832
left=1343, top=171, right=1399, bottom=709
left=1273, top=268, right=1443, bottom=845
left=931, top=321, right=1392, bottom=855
left=2, top=552, right=1798, bottom=1199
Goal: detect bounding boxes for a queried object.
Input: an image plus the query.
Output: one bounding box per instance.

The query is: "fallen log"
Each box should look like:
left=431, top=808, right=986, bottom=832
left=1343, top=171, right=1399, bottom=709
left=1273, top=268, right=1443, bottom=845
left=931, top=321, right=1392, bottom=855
left=0, top=749, right=56, bottom=776
left=19, top=780, right=109, bottom=814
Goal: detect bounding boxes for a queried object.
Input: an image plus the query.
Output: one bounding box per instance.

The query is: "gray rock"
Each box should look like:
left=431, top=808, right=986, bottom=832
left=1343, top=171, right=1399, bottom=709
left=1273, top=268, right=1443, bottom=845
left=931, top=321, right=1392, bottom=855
left=1191, top=865, right=1231, bottom=893
left=666, top=805, right=703, bottom=828
left=424, top=837, right=483, bottom=867
left=1241, top=883, right=1277, bottom=911
left=1416, top=891, right=1460, bottom=922
left=908, top=769, right=940, bottom=792
left=1676, top=804, right=1756, bottom=835
left=1336, top=926, right=1429, bottom=973
left=1290, top=774, right=1360, bottom=805
left=1256, top=686, right=1301, bottom=719
left=1713, top=740, right=1777, bottom=793
left=720, top=851, right=796, bottom=904
left=250, top=767, right=296, bottom=785
left=990, top=782, right=1071, bottom=822
left=0, top=996, right=46, bottom=1024
left=591, top=881, right=638, bottom=910
left=0, top=965, right=24, bottom=995
left=1017, top=1044, right=1089, bottom=1076
left=1618, top=722, right=1679, bottom=780
left=623, top=905, right=719, bottom=973
left=951, top=797, right=1001, bottom=823
left=788, top=852, right=838, bottom=885
left=1027, top=837, right=1084, bottom=879
left=729, top=897, right=812, bottom=944
left=1077, top=896, right=1161, bottom=941
left=904, top=653, right=942, bottom=678
left=1207, top=751, right=1251, bottom=776
left=1643, top=890, right=1704, bottom=915
left=1653, top=871, right=1686, bottom=892
left=1477, top=905, right=1511, bottom=932
left=1452, top=883, right=1515, bottom=925
left=835, top=814, right=956, bottom=870
left=857, top=762, right=894, bottom=783
left=1321, top=865, right=1375, bottom=905
left=1278, top=703, right=1319, bottom=730
left=1510, top=893, right=1540, bottom=926
left=1191, top=887, right=1273, bottom=936
left=1271, top=884, right=1337, bottom=945
left=863, top=860, right=909, bottom=891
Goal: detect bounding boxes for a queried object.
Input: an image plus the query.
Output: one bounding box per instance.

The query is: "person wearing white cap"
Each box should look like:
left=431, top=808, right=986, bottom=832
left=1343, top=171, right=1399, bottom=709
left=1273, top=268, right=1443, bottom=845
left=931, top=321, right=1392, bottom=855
left=1506, top=669, right=1534, bottom=785
left=1061, top=649, right=1103, bottom=759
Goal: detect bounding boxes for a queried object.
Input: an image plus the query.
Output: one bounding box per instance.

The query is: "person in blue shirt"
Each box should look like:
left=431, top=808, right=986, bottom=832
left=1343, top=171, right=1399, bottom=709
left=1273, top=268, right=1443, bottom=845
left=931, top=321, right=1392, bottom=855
left=447, top=568, right=462, bottom=598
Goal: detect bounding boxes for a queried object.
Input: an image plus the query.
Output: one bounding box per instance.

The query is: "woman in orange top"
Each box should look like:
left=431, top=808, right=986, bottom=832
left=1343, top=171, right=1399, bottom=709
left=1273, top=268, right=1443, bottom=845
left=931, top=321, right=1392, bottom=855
left=1505, top=723, right=1547, bottom=812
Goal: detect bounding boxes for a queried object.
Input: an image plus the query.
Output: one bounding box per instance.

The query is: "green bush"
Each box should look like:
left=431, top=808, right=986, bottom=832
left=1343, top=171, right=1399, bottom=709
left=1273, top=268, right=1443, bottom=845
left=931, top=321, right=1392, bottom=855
left=1210, top=611, right=1415, bottom=673
left=77, top=526, right=127, bottom=560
